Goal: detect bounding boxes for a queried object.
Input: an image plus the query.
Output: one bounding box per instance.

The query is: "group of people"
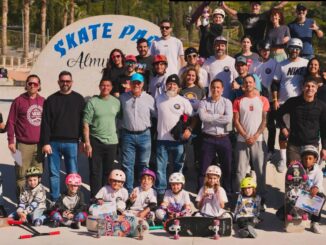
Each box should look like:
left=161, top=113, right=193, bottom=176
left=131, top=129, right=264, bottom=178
left=0, top=1, right=325, bottom=238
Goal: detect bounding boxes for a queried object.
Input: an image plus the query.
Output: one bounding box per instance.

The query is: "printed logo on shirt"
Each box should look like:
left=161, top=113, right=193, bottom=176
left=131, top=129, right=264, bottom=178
left=184, top=92, right=198, bottom=100
left=286, top=67, right=306, bottom=76
left=265, top=68, right=272, bottom=74
left=27, top=104, right=43, bottom=126
left=174, top=104, right=181, bottom=110
left=223, top=66, right=230, bottom=72
left=249, top=104, right=254, bottom=111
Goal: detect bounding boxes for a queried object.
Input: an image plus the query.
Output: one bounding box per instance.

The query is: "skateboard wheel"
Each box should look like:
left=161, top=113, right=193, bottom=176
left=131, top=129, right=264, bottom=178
left=213, top=235, right=220, bottom=240
left=213, top=220, right=220, bottom=226
left=287, top=175, right=293, bottom=181
left=174, top=234, right=179, bottom=240
left=302, top=175, right=308, bottom=181
left=302, top=214, right=308, bottom=220
left=287, top=215, right=293, bottom=221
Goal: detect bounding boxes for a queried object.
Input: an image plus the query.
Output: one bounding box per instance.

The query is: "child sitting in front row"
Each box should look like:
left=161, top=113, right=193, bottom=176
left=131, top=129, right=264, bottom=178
left=155, top=173, right=192, bottom=221
left=196, top=165, right=228, bottom=217
left=8, top=167, right=47, bottom=226
left=300, top=145, right=325, bottom=234
left=126, top=169, right=157, bottom=224
left=50, top=173, right=87, bottom=229
left=94, top=169, right=129, bottom=214
left=234, top=176, right=261, bottom=238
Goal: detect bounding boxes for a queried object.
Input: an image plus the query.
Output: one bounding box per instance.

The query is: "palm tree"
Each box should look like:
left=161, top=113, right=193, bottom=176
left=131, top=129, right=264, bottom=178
left=69, top=0, right=75, bottom=24
left=23, top=0, right=30, bottom=59
left=41, top=0, right=47, bottom=49
left=2, top=0, right=8, bottom=55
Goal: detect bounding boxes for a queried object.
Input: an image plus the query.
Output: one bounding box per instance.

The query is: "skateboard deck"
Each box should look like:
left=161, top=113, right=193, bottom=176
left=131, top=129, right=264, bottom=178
left=88, top=202, right=116, bottom=216
left=87, top=214, right=148, bottom=238
left=284, top=161, right=308, bottom=232
left=164, top=216, right=232, bottom=239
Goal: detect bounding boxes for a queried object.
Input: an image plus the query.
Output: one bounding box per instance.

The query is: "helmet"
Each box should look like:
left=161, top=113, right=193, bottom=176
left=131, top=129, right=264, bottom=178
left=26, top=167, right=42, bottom=178
left=141, top=168, right=156, bottom=182
left=300, top=145, right=319, bottom=159
left=153, top=54, right=168, bottom=64
left=109, top=169, right=126, bottom=182
left=287, top=38, right=303, bottom=50
left=125, top=54, right=137, bottom=62
left=65, top=173, right=82, bottom=186
left=257, top=40, right=271, bottom=51
left=212, top=8, right=225, bottom=18
left=169, top=172, right=185, bottom=184
left=184, top=47, right=198, bottom=57
left=240, top=177, right=257, bottom=189
left=206, top=165, right=222, bottom=176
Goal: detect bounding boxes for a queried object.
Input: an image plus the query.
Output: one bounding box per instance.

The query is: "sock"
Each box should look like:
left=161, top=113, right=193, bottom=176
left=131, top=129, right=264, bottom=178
left=280, top=149, right=287, bottom=163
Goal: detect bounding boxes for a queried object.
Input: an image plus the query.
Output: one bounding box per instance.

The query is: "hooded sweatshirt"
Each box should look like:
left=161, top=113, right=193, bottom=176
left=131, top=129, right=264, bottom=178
left=7, top=92, right=44, bottom=144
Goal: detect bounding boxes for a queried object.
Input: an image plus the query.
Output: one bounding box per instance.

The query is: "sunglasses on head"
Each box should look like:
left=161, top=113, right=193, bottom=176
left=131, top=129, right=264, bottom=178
left=27, top=82, right=39, bottom=87
left=160, top=26, right=170, bottom=30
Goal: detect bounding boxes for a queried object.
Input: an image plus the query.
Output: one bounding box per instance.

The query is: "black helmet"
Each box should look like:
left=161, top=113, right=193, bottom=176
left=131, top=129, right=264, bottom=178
left=257, top=40, right=271, bottom=51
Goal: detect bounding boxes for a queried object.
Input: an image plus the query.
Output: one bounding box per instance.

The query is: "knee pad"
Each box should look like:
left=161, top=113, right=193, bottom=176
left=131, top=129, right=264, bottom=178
left=155, top=209, right=166, bottom=220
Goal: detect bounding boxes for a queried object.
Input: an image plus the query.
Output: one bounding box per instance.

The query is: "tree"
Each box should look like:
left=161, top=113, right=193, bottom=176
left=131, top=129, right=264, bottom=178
left=23, top=0, right=30, bottom=59
left=69, top=0, right=75, bottom=24
left=41, top=0, right=47, bottom=49
left=2, top=0, right=8, bottom=55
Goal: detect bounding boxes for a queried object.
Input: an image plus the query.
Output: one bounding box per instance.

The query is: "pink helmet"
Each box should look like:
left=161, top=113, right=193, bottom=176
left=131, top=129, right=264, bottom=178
left=65, top=173, right=82, bottom=186
left=109, top=169, right=126, bottom=182
left=141, top=169, right=156, bottom=182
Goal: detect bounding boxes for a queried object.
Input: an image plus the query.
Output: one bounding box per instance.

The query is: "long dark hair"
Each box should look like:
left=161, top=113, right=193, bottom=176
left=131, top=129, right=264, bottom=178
left=102, top=48, right=126, bottom=75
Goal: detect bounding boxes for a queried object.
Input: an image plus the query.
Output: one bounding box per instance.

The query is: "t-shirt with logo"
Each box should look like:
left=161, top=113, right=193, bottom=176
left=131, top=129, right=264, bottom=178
left=136, top=55, right=154, bottom=92
left=95, top=185, right=129, bottom=204
left=162, top=189, right=191, bottom=213
left=273, top=58, right=308, bottom=104
left=149, top=74, right=169, bottom=98
left=156, top=93, right=193, bottom=141
left=180, top=85, right=206, bottom=111
left=233, top=95, right=270, bottom=142
left=129, top=187, right=157, bottom=211
left=203, top=55, right=238, bottom=100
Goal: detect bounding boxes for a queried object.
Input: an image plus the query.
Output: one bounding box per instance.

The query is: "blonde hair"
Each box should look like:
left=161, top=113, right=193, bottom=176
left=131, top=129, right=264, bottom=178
left=203, top=173, right=220, bottom=194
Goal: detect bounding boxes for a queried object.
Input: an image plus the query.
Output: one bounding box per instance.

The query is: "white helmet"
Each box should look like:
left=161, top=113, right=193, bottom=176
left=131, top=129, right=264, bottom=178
left=301, top=145, right=319, bottom=159
left=206, top=165, right=222, bottom=176
left=109, top=169, right=126, bottom=182
left=287, top=38, right=303, bottom=50
left=212, top=8, right=225, bottom=18
left=169, top=172, right=185, bottom=184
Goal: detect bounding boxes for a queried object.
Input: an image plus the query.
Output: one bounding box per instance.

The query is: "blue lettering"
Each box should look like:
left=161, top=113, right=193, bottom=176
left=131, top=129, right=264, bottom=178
left=119, top=25, right=135, bottom=39
left=66, top=33, right=78, bottom=49
left=54, top=39, right=66, bottom=57
left=78, top=27, right=89, bottom=44
left=88, top=24, right=101, bottom=40
left=131, top=29, right=148, bottom=41
left=147, top=35, right=160, bottom=46
left=102, top=23, right=113, bottom=38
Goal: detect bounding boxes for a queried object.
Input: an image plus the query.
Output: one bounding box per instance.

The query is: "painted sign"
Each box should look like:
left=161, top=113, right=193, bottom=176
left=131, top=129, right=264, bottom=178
left=31, top=15, right=160, bottom=97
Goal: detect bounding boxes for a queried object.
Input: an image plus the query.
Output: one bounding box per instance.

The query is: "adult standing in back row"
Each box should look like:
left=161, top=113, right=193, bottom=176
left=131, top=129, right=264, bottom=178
left=40, top=71, right=85, bottom=202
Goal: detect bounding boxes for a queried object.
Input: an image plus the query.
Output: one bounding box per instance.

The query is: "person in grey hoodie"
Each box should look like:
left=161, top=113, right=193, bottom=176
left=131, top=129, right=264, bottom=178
left=6, top=74, right=44, bottom=198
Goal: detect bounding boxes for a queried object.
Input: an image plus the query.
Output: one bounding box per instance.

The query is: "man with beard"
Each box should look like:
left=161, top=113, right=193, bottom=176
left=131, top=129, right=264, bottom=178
left=203, top=36, right=238, bottom=100
left=271, top=38, right=308, bottom=172
left=40, top=71, right=85, bottom=202
left=135, top=38, right=153, bottom=92
left=155, top=74, right=193, bottom=202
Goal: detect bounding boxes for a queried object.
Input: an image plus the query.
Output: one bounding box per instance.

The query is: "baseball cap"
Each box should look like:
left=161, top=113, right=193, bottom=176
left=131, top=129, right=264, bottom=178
left=130, top=73, right=144, bottom=83
left=125, top=55, right=137, bottom=62
left=296, top=4, right=307, bottom=11
left=166, top=74, right=180, bottom=87
left=185, top=47, right=198, bottom=57
left=153, top=54, right=168, bottom=64
left=212, top=8, right=225, bottom=18
left=235, top=56, right=247, bottom=65
left=214, top=36, right=227, bottom=44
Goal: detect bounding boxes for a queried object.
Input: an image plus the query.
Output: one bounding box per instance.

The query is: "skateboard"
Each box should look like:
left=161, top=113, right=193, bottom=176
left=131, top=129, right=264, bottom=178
left=164, top=215, right=232, bottom=239
left=88, top=202, right=116, bottom=216
left=284, top=161, right=308, bottom=232
left=86, top=213, right=149, bottom=239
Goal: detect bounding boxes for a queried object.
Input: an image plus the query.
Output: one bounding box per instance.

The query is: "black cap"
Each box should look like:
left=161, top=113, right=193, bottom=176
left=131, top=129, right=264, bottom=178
left=166, top=74, right=180, bottom=87
left=185, top=47, right=198, bottom=57
left=296, top=4, right=307, bottom=11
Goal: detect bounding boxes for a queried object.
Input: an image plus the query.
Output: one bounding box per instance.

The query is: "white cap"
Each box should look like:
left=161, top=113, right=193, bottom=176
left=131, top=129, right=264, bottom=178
left=212, top=8, right=225, bottom=18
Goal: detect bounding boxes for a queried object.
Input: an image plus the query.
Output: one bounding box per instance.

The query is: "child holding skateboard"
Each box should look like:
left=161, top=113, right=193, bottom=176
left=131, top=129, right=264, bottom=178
left=155, top=173, right=192, bottom=221
left=126, top=169, right=157, bottom=224
left=8, top=167, right=47, bottom=226
left=234, top=176, right=261, bottom=238
left=300, top=145, right=325, bottom=234
left=94, top=169, right=129, bottom=214
left=195, top=165, right=228, bottom=217
left=50, top=173, right=87, bottom=229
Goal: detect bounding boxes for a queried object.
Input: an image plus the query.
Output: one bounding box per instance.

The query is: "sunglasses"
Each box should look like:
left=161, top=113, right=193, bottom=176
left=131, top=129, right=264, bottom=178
left=27, top=82, right=39, bottom=87
left=59, top=80, right=72, bottom=83
left=288, top=47, right=301, bottom=52
left=160, top=26, right=170, bottom=30
left=112, top=55, right=121, bottom=59
left=126, top=61, right=136, bottom=66
left=187, top=54, right=197, bottom=58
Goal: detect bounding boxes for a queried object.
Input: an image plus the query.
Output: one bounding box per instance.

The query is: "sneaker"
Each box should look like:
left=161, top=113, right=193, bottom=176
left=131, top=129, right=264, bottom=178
left=33, top=219, right=42, bottom=226
left=266, top=151, right=274, bottom=161
left=238, top=228, right=249, bottom=238
left=50, top=220, right=60, bottom=228
left=0, top=205, right=7, bottom=218
left=70, top=222, right=80, bottom=230
left=247, top=225, right=257, bottom=238
left=310, top=222, right=323, bottom=234
left=276, top=160, right=286, bottom=173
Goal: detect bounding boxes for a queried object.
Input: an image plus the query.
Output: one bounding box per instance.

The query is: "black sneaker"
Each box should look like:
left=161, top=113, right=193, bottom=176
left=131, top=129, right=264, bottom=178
left=0, top=205, right=7, bottom=218
left=238, top=228, right=249, bottom=238
left=247, top=225, right=257, bottom=238
left=70, top=222, right=80, bottom=229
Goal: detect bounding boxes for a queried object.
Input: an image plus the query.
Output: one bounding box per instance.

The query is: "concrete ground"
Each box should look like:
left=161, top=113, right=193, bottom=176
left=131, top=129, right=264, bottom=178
left=0, top=100, right=326, bottom=245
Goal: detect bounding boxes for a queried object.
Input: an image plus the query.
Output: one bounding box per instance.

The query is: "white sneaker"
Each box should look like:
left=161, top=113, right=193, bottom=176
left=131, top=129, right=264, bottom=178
left=310, top=222, right=323, bottom=234
left=276, top=160, right=286, bottom=173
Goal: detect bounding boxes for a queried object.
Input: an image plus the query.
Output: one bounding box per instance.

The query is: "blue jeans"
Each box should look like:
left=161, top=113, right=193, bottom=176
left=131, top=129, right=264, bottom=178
left=121, top=129, right=151, bottom=193
left=155, top=140, right=184, bottom=195
left=48, top=141, right=78, bottom=201
left=0, top=171, right=3, bottom=205
left=9, top=208, right=47, bottom=224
